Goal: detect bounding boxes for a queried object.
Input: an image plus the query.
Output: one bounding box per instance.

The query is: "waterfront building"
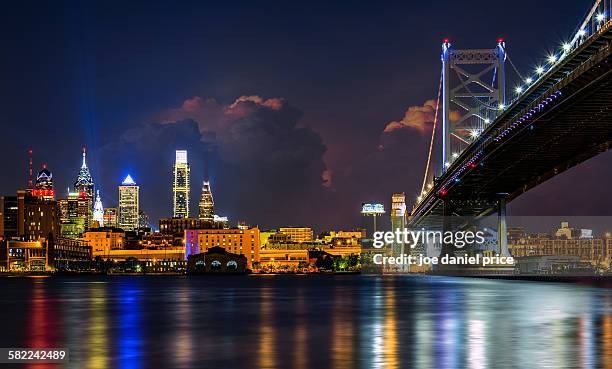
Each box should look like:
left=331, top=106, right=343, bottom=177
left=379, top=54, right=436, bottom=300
left=185, top=228, right=260, bottom=268
left=172, top=150, right=190, bottom=218
left=82, top=227, right=125, bottom=257
left=93, top=190, right=104, bottom=227
left=259, top=248, right=309, bottom=270
left=279, top=227, right=314, bottom=243
left=2, top=240, right=47, bottom=271
left=97, top=247, right=185, bottom=262
left=118, top=175, right=139, bottom=231
left=198, top=181, right=214, bottom=221
left=186, top=246, right=247, bottom=274
left=49, top=238, right=92, bottom=269
left=159, top=217, right=225, bottom=236
left=139, top=232, right=182, bottom=249
left=510, top=235, right=612, bottom=266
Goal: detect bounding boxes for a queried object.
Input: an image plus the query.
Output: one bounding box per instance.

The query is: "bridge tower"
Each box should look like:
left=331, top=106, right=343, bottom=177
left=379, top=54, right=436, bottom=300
left=441, top=39, right=506, bottom=172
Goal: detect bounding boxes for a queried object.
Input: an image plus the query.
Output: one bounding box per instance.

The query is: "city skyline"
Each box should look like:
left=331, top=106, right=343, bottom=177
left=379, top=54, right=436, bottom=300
left=0, top=0, right=609, bottom=232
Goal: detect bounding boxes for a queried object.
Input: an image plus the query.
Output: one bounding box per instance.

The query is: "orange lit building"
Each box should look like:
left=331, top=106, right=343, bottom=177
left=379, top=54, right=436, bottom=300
left=279, top=227, right=313, bottom=243
left=185, top=228, right=260, bottom=268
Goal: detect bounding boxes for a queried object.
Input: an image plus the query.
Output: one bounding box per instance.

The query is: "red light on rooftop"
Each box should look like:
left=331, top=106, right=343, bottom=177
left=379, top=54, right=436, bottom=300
left=443, top=38, right=450, bottom=44
left=498, top=38, right=504, bottom=43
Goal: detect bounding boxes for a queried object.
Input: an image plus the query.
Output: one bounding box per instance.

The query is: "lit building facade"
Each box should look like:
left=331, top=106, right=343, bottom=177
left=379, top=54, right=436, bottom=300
left=198, top=181, right=214, bottom=221
left=279, top=227, right=313, bottom=243
left=103, top=208, right=118, bottom=228
left=74, top=148, right=95, bottom=199
left=82, top=227, right=125, bottom=257
left=58, top=191, right=89, bottom=239
left=3, top=240, right=47, bottom=271
left=118, top=175, right=139, bottom=231
left=159, top=217, right=225, bottom=236
left=17, top=190, right=59, bottom=241
left=33, top=165, right=55, bottom=201
left=172, top=150, right=190, bottom=218
left=93, top=190, right=104, bottom=227
left=185, top=228, right=260, bottom=268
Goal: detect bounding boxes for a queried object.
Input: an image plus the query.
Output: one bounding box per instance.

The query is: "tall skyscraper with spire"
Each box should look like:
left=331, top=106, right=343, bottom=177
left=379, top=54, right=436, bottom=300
left=72, top=147, right=95, bottom=229
left=119, top=175, right=139, bottom=231
left=93, top=190, right=104, bottom=227
left=198, top=181, right=214, bottom=222
left=74, top=147, right=95, bottom=199
left=172, top=150, right=190, bottom=218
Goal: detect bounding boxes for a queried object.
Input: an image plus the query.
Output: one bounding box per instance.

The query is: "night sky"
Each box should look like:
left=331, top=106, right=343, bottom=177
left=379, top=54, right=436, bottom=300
left=0, top=0, right=607, bottom=232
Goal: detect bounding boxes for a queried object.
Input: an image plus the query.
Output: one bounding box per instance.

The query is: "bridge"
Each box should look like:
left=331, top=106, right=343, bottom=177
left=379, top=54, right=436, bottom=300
left=408, top=0, right=612, bottom=256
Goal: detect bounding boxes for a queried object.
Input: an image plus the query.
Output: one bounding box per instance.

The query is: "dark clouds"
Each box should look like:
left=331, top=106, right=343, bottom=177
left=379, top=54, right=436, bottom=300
left=98, top=96, right=330, bottom=229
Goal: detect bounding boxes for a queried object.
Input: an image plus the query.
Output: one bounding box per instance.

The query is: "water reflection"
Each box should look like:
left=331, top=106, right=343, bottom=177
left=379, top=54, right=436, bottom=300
left=258, top=286, right=275, bottom=369
left=87, top=284, right=108, bottom=369
left=118, top=282, right=141, bottom=369
left=4, top=276, right=612, bottom=369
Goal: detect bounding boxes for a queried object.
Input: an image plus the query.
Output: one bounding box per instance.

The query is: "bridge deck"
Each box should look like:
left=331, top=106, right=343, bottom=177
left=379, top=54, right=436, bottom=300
left=411, top=21, right=612, bottom=223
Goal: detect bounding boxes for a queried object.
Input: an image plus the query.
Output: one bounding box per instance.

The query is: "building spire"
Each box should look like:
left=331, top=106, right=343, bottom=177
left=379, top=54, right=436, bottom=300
left=82, top=146, right=87, bottom=169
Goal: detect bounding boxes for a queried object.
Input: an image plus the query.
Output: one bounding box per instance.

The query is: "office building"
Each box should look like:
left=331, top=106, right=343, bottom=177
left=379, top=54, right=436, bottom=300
left=103, top=208, right=118, bottom=228
left=118, top=175, right=139, bottom=231
left=58, top=191, right=90, bottom=239
left=33, top=165, right=55, bottom=201
left=74, top=148, right=95, bottom=199
left=17, top=189, right=59, bottom=241
left=198, top=181, right=214, bottom=221
left=172, top=150, right=190, bottom=218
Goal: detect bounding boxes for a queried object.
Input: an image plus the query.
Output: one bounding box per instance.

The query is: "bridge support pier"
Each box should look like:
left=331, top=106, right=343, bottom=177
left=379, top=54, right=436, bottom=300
left=497, top=197, right=509, bottom=256
left=440, top=200, right=455, bottom=258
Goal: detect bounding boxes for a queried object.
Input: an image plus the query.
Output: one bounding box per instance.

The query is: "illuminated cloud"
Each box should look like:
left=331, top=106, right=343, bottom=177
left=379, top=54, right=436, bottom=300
left=103, top=95, right=331, bottom=228
left=383, top=99, right=460, bottom=133
left=384, top=99, right=437, bottom=133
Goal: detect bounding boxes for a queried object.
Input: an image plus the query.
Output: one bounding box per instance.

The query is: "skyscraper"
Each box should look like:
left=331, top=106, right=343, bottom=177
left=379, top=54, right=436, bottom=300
left=74, top=148, right=95, bottom=199
left=93, top=190, right=104, bottom=227
left=33, top=164, right=55, bottom=200
left=198, top=181, right=214, bottom=221
left=118, top=175, right=139, bottom=231
left=58, top=190, right=88, bottom=239
left=172, top=150, right=190, bottom=218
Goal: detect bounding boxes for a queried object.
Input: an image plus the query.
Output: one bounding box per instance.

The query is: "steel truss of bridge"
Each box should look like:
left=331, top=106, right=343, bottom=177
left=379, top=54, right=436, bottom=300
left=411, top=19, right=612, bottom=227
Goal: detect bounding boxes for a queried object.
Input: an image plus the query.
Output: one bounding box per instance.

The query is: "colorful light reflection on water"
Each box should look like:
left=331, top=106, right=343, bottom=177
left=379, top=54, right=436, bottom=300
left=1, top=276, right=612, bottom=369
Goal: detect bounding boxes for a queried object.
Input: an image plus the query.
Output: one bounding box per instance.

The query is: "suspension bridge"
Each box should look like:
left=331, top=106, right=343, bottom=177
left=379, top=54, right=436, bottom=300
left=408, top=0, right=612, bottom=256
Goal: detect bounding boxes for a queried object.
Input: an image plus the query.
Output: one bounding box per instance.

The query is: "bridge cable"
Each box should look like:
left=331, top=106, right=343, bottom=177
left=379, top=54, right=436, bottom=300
left=506, top=54, right=525, bottom=81
left=420, top=70, right=443, bottom=196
